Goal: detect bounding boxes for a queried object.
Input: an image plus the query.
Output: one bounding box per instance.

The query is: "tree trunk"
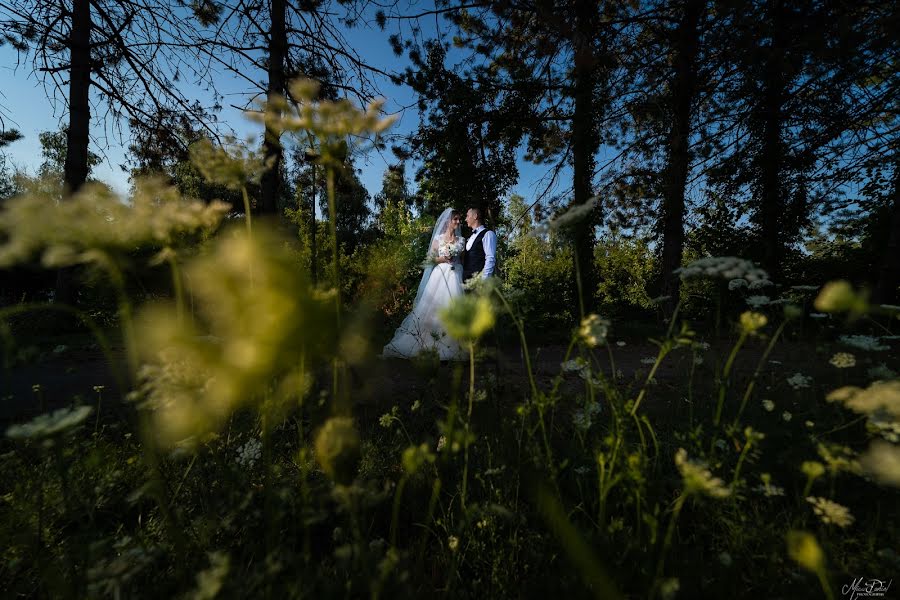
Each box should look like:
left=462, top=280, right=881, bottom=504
left=659, top=0, right=703, bottom=307
left=758, top=0, right=786, bottom=279
left=570, top=0, right=598, bottom=317
left=259, top=0, right=287, bottom=216
left=56, top=0, right=92, bottom=305
left=874, top=154, right=900, bottom=304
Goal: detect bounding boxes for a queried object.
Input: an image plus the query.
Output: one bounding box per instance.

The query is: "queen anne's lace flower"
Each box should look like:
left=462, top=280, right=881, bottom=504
left=787, top=373, right=813, bottom=390
left=859, top=441, right=900, bottom=487
left=826, top=380, right=900, bottom=418
left=675, top=256, right=769, bottom=282
left=806, top=496, right=855, bottom=528
left=762, top=399, right=775, bottom=412
left=529, top=196, right=601, bottom=237
left=572, top=410, right=592, bottom=431
left=749, top=279, right=774, bottom=290
left=838, top=335, right=889, bottom=352
left=814, top=280, right=868, bottom=314
left=6, top=406, right=93, bottom=440
left=236, top=438, right=262, bottom=468
left=674, top=448, right=731, bottom=498
left=746, top=295, right=771, bottom=308
left=740, top=311, right=768, bottom=333
left=829, top=352, right=856, bottom=369
left=579, top=314, right=610, bottom=347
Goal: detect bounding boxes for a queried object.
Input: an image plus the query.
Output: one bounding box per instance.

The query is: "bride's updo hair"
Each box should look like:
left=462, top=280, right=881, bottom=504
left=445, top=209, right=461, bottom=234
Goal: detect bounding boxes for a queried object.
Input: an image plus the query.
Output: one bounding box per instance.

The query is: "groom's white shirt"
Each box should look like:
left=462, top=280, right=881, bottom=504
left=466, top=225, right=496, bottom=277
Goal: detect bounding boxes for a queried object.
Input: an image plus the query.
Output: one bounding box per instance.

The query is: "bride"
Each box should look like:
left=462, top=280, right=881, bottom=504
left=382, top=208, right=467, bottom=360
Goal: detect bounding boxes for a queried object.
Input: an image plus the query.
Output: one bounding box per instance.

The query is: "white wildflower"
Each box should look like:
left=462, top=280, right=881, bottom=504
left=868, top=413, right=900, bottom=443
left=829, top=352, right=856, bottom=369
left=674, top=448, right=731, bottom=498
left=762, top=399, right=775, bottom=412
left=782, top=411, right=793, bottom=422
left=675, top=256, right=768, bottom=283
left=579, top=314, right=610, bottom=347
left=6, top=406, right=93, bottom=440
left=616, top=340, right=626, bottom=347
left=859, top=441, right=900, bottom=487
left=787, top=373, right=813, bottom=390
left=745, top=295, right=771, bottom=308
left=838, top=335, right=889, bottom=352
left=825, top=380, right=900, bottom=418
left=749, top=279, right=774, bottom=290
left=236, top=438, right=262, bottom=468
left=530, top=197, right=600, bottom=237
left=561, top=358, right=590, bottom=377
left=572, top=410, right=592, bottom=431
left=806, top=496, right=855, bottom=528
left=753, top=483, right=786, bottom=497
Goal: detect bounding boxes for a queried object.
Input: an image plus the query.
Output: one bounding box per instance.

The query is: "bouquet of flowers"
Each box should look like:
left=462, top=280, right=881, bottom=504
left=439, top=241, right=462, bottom=260
left=423, top=238, right=463, bottom=269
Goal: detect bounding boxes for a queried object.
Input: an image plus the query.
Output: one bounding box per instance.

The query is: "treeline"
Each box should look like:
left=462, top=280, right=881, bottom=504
left=386, top=0, right=898, bottom=308
left=0, top=0, right=897, bottom=313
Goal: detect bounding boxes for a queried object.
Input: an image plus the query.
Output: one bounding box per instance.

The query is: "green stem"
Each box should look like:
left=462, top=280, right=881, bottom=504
left=241, top=186, right=253, bottom=236
left=654, top=492, right=687, bottom=594
left=714, top=332, right=748, bottom=426
left=390, top=476, right=408, bottom=547
left=630, top=346, right=669, bottom=417
left=816, top=567, right=835, bottom=600
left=94, top=391, right=102, bottom=435
left=460, top=341, right=476, bottom=511
left=732, top=442, right=752, bottom=487
left=732, top=321, right=788, bottom=427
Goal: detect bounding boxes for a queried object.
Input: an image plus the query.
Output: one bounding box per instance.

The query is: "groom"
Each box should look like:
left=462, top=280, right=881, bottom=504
left=462, top=207, right=496, bottom=284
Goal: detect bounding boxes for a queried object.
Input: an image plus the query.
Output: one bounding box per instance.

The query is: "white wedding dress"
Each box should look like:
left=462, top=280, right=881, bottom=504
left=383, top=213, right=468, bottom=361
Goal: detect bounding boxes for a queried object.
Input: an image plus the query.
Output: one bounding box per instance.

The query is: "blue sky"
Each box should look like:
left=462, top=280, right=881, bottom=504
left=0, top=8, right=564, bottom=209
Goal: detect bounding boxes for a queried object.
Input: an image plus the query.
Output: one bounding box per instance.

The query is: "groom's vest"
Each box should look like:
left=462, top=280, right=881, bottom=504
left=463, top=228, right=490, bottom=282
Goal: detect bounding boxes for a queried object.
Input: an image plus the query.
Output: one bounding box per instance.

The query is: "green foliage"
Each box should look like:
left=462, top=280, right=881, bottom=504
left=502, top=232, right=574, bottom=329
left=594, top=235, right=656, bottom=313
left=37, top=129, right=101, bottom=181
